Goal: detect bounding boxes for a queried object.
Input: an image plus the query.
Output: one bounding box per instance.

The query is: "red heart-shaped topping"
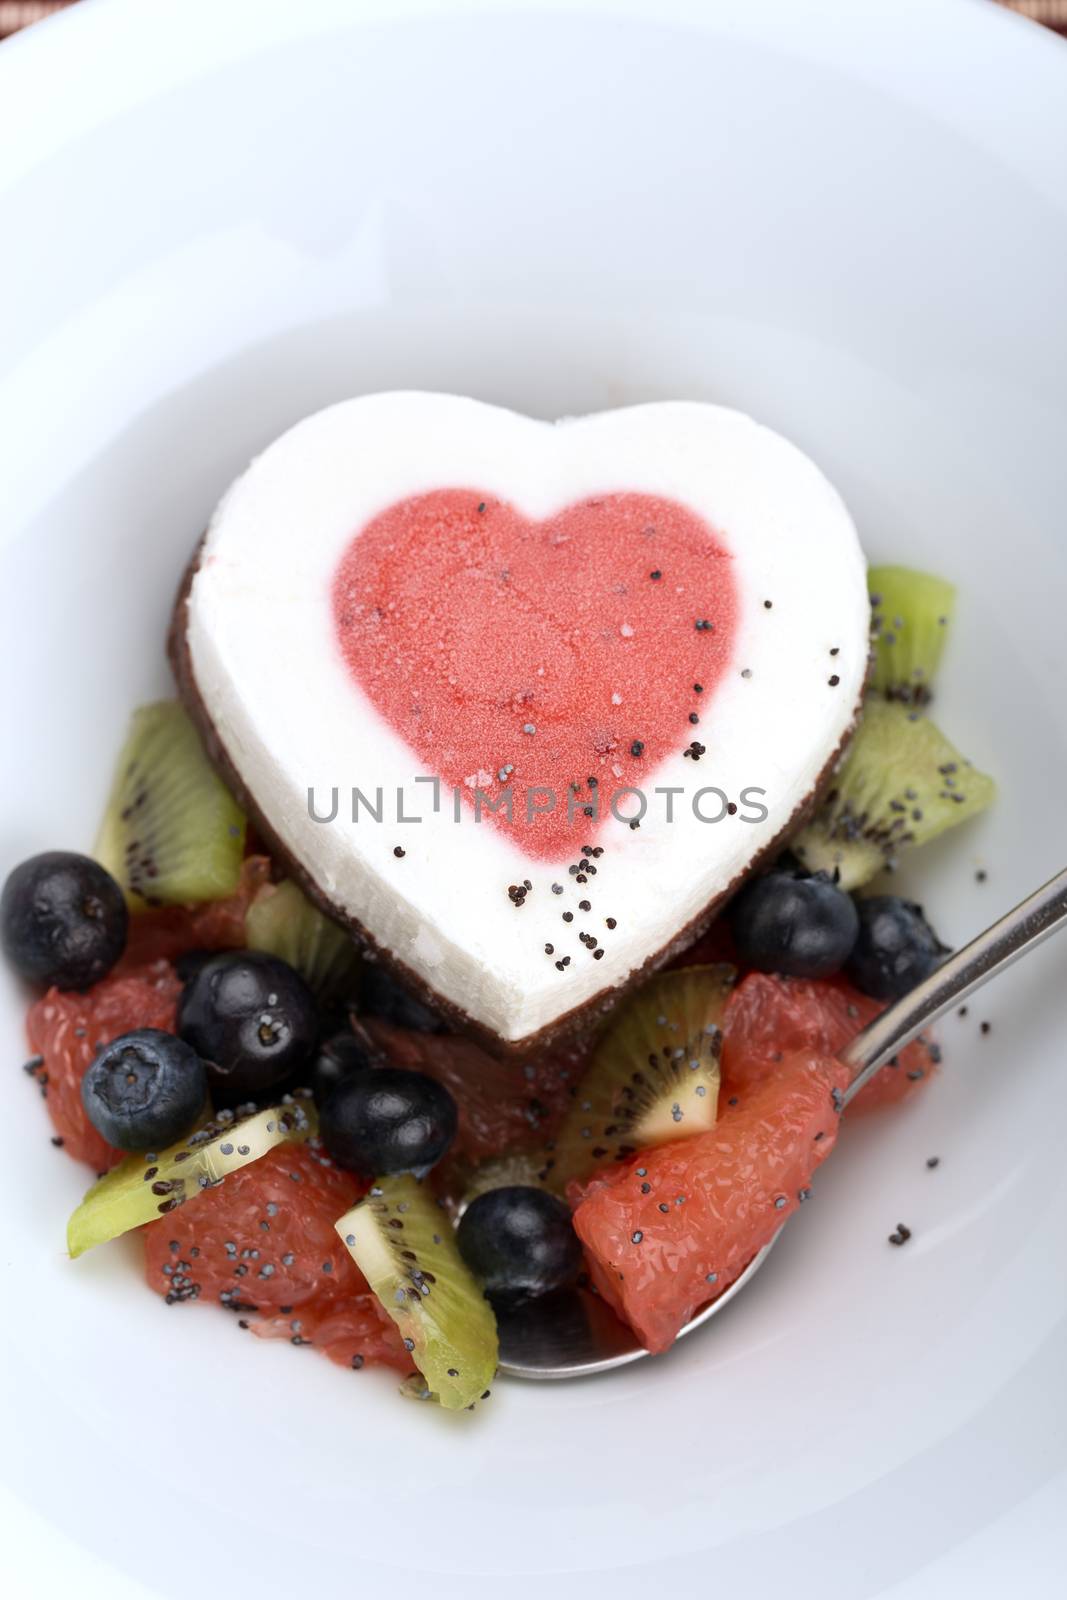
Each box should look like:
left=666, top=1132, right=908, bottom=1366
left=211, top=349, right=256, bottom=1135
left=333, top=489, right=739, bottom=859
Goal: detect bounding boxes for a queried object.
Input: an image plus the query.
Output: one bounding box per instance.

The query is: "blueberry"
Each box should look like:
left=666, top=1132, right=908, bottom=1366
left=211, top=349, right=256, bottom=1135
left=81, top=1028, right=207, bottom=1151
left=320, top=1067, right=457, bottom=1177
left=847, top=895, right=948, bottom=1000
left=359, top=963, right=445, bottom=1033
left=730, top=871, right=859, bottom=979
left=177, top=951, right=317, bottom=1103
left=1, top=851, right=127, bottom=990
left=456, top=1187, right=582, bottom=1301
left=311, top=1031, right=376, bottom=1108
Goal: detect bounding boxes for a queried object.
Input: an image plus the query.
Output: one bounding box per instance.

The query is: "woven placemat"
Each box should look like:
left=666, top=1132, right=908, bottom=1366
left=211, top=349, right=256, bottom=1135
left=1001, top=0, right=1067, bottom=23
left=2, top=0, right=1067, bottom=37
left=1, top=0, right=72, bottom=34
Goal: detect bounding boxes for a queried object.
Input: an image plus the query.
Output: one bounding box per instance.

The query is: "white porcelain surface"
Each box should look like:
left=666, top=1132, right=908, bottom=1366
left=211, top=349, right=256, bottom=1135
left=1, top=1, right=1065, bottom=1596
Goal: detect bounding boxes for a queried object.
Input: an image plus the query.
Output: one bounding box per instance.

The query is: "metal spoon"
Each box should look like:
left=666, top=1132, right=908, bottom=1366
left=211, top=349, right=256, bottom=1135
left=499, top=865, right=1067, bottom=1380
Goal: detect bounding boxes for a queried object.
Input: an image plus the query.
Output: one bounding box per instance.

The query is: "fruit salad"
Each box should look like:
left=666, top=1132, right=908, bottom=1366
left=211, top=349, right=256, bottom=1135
left=2, top=398, right=994, bottom=1412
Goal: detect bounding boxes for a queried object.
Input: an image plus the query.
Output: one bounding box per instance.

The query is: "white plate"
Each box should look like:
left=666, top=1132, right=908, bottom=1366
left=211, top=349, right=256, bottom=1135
left=1, top=2, right=1066, bottom=1596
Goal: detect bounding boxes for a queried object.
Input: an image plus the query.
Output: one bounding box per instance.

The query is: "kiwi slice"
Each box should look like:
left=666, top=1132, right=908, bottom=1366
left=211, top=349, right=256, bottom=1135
left=335, top=1174, right=498, bottom=1410
left=455, top=1149, right=551, bottom=1215
left=96, top=702, right=245, bottom=907
left=791, top=699, right=995, bottom=889
left=869, top=566, right=955, bottom=704
left=67, top=1097, right=316, bottom=1257
left=544, top=965, right=733, bottom=1193
left=245, top=878, right=360, bottom=999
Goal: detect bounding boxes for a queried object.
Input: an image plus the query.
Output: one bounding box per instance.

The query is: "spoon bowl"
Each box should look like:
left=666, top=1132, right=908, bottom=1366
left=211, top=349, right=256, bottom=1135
left=499, top=864, right=1067, bottom=1380
left=498, top=1235, right=780, bottom=1379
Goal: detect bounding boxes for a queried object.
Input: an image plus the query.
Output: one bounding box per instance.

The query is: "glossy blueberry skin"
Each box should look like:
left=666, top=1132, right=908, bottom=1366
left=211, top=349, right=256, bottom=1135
left=320, top=1067, right=457, bottom=1177
left=81, top=1028, right=207, bottom=1151
left=359, top=963, right=445, bottom=1033
left=1, top=851, right=128, bottom=990
left=456, top=1186, right=583, bottom=1301
left=730, top=871, right=860, bottom=979
left=311, top=1032, right=376, bottom=1108
left=177, top=951, right=317, bottom=1102
left=847, top=895, right=947, bottom=1001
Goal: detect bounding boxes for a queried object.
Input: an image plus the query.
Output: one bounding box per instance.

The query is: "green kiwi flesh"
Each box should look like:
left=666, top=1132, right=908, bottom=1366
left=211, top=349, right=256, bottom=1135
left=68, top=1097, right=317, bottom=1257
left=869, top=566, right=955, bottom=703
left=544, top=965, right=733, bottom=1193
left=245, top=878, right=360, bottom=998
left=791, top=699, right=995, bottom=889
left=455, top=1149, right=551, bottom=1214
left=95, top=701, right=245, bottom=907
left=336, top=1174, right=498, bottom=1410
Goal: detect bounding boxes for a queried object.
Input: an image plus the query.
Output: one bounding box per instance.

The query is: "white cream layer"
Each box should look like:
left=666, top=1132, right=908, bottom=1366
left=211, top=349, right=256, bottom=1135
left=186, top=393, right=868, bottom=1043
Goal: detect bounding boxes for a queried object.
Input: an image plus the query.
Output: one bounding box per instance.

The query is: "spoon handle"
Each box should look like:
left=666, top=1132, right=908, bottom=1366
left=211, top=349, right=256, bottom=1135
left=840, top=866, right=1067, bottom=1108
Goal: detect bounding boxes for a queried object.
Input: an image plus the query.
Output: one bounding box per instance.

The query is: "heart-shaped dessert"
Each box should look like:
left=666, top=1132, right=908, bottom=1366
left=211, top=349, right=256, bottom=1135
left=172, top=393, right=868, bottom=1049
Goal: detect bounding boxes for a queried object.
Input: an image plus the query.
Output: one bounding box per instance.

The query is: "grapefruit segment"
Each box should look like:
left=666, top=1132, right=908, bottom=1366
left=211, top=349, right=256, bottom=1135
left=722, top=971, right=938, bottom=1111
left=143, top=1142, right=408, bottom=1370
left=572, top=1052, right=848, bottom=1354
